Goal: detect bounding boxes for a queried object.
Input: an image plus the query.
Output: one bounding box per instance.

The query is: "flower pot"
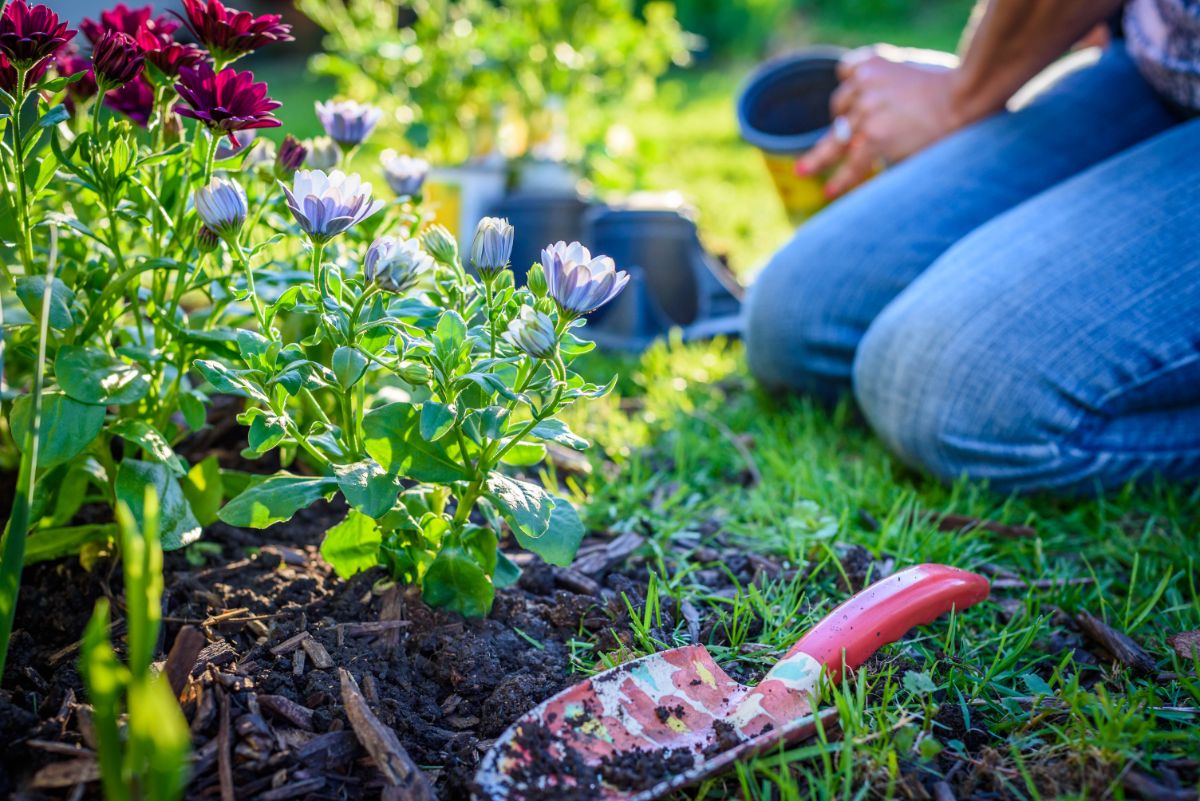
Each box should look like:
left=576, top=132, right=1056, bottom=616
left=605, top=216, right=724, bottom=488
left=736, top=46, right=846, bottom=224
left=425, top=159, right=509, bottom=242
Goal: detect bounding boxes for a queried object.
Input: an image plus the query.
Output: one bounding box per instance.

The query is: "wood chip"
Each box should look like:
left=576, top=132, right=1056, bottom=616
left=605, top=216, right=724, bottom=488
left=255, top=777, right=326, bottom=801
left=301, top=636, right=334, bottom=670
left=193, top=640, right=238, bottom=676
left=259, top=545, right=308, bottom=567
left=680, top=600, right=701, bottom=644
left=165, top=625, right=207, bottom=698
left=932, top=781, right=957, bottom=801
left=340, top=620, right=410, bottom=638
left=379, top=586, right=405, bottom=650
left=1168, top=630, right=1200, bottom=661
left=572, top=531, right=646, bottom=577
left=216, top=685, right=235, bottom=801
left=270, top=632, right=311, bottom=656
left=1122, top=769, right=1198, bottom=801
left=552, top=567, right=602, bottom=597
left=296, top=730, right=359, bottom=769
left=257, top=694, right=315, bottom=731
left=339, top=668, right=435, bottom=800
left=30, top=758, right=100, bottom=789
left=1077, top=611, right=1157, bottom=674
left=292, top=649, right=306, bottom=676
left=25, top=739, right=94, bottom=757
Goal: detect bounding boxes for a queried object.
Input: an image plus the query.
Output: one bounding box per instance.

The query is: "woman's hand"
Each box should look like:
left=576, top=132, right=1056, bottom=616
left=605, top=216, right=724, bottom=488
left=796, top=45, right=963, bottom=199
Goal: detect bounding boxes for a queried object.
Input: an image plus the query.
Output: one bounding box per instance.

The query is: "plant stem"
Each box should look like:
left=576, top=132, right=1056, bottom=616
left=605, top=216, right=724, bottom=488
left=483, top=278, right=497, bottom=358
left=284, top=420, right=334, bottom=472
left=231, top=240, right=268, bottom=333
left=0, top=226, right=58, bottom=685
left=11, top=67, right=35, bottom=275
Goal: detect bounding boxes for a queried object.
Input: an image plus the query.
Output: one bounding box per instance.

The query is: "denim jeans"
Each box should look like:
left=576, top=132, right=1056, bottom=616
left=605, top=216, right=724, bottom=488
left=744, top=45, right=1200, bottom=493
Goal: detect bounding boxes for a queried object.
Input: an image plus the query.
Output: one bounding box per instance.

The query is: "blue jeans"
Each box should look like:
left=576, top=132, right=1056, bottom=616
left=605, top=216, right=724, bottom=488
left=745, top=45, right=1200, bottom=493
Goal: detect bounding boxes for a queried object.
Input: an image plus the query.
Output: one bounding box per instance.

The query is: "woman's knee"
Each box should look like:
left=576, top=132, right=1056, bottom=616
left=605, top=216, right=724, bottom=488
left=851, top=279, right=1081, bottom=492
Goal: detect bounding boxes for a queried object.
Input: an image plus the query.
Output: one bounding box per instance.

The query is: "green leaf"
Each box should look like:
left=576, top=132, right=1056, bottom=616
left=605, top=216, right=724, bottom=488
left=419, top=401, right=456, bottom=442
left=181, top=455, right=223, bottom=527
left=333, top=460, right=400, bottom=519
left=11, top=391, right=105, bottom=468
left=499, top=442, right=546, bottom=467
left=528, top=419, right=589, bottom=451
left=363, top=403, right=471, bottom=483
left=539, top=497, right=585, bottom=567
left=486, top=472, right=553, bottom=543
left=26, top=523, right=116, bottom=564
left=421, top=546, right=494, bottom=617
left=126, top=676, right=191, bottom=801
left=494, top=551, right=522, bottom=588
left=902, top=670, right=938, bottom=695
left=38, top=103, right=69, bottom=128
left=245, top=413, right=287, bottom=457
left=193, top=359, right=270, bottom=404
left=320, top=510, right=382, bottom=579
left=109, top=420, right=186, bottom=475
left=180, top=390, right=208, bottom=432
left=332, top=346, right=369, bottom=389
left=217, top=473, right=337, bottom=528
left=79, top=600, right=128, bottom=801
left=115, top=460, right=202, bottom=550
left=15, top=275, right=75, bottom=329
left=57, top=346, right=151, bottom=406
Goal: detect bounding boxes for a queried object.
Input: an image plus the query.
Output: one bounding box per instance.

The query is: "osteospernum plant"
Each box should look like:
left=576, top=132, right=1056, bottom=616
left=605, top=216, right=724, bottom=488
left=209, top=211, right=629, bottom=616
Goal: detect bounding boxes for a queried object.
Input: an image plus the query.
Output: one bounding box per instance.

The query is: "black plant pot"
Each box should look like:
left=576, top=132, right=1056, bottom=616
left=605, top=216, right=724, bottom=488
left=487, top=191, right=592, bottom=284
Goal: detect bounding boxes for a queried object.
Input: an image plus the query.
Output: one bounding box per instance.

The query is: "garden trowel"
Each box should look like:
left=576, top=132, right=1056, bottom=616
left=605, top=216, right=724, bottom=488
left=474, top=563, right=988, bottom=801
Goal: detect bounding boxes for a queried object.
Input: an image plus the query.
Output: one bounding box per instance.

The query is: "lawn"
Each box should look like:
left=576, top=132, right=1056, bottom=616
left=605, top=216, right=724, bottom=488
left=250, top=6, right=1200, bottom=796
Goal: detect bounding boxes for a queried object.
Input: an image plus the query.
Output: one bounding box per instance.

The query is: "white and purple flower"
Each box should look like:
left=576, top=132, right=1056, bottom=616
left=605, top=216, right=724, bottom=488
left=470, top=217, right=514, bottom=281
left=315, top=99, right=383, bottom=150
left=303, top=135, right=341, bottom=170
left=281, top=169, right=384, bottom=245
left=540, top=241, right=629, bottom=317
left=194, top=176, right=247, bottom=239
left=380, top=149, right=429, bottom=198
left=504, top=306, right=557, bottom=360
left=363, top=235, right=433, bottom=294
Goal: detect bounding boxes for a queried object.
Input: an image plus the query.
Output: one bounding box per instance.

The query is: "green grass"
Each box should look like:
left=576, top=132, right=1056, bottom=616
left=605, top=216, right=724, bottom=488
left=561, top=338, right=1200, bottom=799
left=264, top=7, right=1200, bottom=794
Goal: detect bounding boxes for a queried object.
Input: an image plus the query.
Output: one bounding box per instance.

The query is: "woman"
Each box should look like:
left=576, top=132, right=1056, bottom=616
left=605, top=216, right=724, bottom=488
left=745, top=0, right=1200, bottom=493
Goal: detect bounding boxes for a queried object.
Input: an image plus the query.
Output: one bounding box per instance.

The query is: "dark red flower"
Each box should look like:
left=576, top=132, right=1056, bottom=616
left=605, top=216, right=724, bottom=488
left=135, top=25, right=205, bottom=79
left=176, top=0, right=292, bottom=65
left=174, top=63, right=280, bottom=140
left=54, top=47, right=97, bottom=104
left=274, top=134, right=307, bottom=180
left=92, top=30, right=144, bottom=89
left=80, top=4, right=178, bottom=45
left=0, top=0, right=76, bottom=69
left=104, top=73, right=154, bottom=126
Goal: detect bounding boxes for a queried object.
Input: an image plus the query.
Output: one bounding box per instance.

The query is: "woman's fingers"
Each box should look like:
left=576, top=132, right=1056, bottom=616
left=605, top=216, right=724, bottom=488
left=795, top=129, right=847, bottom=176
left=824, top=137, right=875, bottom=198
left=830, top=80, right=858, bottom=117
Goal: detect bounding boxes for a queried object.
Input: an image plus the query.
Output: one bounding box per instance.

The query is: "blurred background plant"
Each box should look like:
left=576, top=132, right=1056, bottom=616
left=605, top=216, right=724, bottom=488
left=296, top=0, right=693, bottom=170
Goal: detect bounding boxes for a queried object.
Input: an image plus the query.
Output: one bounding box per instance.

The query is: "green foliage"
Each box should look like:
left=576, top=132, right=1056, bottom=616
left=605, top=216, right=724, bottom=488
left=80, top=495, right=191, bottom=801
left=296, top=0, right=693, bottom=165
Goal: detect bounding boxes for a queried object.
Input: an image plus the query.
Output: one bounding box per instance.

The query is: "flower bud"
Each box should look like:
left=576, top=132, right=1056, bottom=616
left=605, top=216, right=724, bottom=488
left=303, top=136, right=341, bottom=170
left=470, top=216, right=514, bottom=281
left=380, top=149, right=429, bottom=198
left=535, top=297, right=556, bottom=316
left=363, top=235, right=433, bottom=294
left=420, top=224, right=459, bottom=268
left=503, top=306, right=557, bottom=360
left=398, top=362, right=431, bottom=385
left=526, top=262, right=548, bottom=297
left=92, top=30, right=144, bottom=89
left=275, top=134, right=307, bottom=181
left=194, top=177, right=247, bottom=239
left=196, top=224, right=221, bottom=253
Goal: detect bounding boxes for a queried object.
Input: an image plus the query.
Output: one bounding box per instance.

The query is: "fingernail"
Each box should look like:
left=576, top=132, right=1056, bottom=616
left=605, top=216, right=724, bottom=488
left=823, top=183, right=840, bottom=199
left=795, top=159, right=811, bottom=176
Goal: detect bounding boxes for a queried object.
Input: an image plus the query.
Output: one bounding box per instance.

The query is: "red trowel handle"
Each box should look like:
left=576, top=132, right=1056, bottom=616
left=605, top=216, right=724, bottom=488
left=786, top=564, right=989, bottom=684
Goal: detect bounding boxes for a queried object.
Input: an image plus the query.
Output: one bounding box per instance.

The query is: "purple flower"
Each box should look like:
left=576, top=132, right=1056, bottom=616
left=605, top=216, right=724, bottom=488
left=215, top=129, right=255, bottom=160
left=194, top=177, right=247, bottom=238
left=470, top=217, right=514, bottom=281
left=303, top=136, right=340, bottom=170
left=55, top=47, right=97, bottom=102
left=196, top=224, right=221, bottom=253
left=363, top=236, right=432, bottom=294
left=281, top=170, right=385, bottom=245
left=274, top=134, right=307, bottom=181
left=175, top=63, right=281, bottom=141
left=135, top=25, right=205, bottom=80
left=379, top=149, right=429, bottom=198
left=104, top=75, right=154, bottom=126
left=504, top=306, right=557, bottom=360
left=0, top=0, right=76, bottom=70
left=91, top=30, right=144, bottom=89
left=177, top=0, right=292, bottom=65
left=315, top=99, right=383, bottom=150
left=540, top=241, right=629, bottom=317
left=81, top=4, right=178, bottom=45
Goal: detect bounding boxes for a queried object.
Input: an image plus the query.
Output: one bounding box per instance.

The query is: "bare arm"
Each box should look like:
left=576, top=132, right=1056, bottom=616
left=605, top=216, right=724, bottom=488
left=949, top=0, right=1125, bottom=126
left=800, top=0, right=1126, bottom=197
